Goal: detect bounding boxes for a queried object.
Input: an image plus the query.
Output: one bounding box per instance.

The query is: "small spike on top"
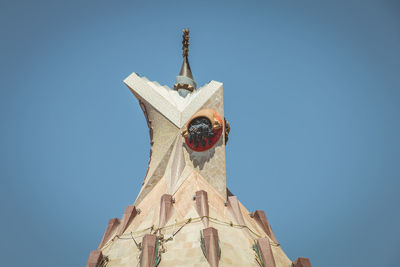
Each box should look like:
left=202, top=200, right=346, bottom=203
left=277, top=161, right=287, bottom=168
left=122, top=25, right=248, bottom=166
left=182, top=29, right=190, bottom=57
left=174, top=28, right=196, bottom=94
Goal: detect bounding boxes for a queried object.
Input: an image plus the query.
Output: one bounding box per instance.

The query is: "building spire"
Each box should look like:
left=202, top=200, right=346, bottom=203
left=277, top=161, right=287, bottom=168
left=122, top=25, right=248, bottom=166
left=174, top=29, right=197, bottom=96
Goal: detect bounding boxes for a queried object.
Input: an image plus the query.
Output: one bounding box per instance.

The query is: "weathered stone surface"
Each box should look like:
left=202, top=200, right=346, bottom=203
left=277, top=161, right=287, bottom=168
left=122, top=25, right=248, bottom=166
left=140, top=98, right=180, bottom=182
left=98, top=173, right=293, bottom=266
left=87, top=250, right=103, bottom=267
left=98, top=218, right=121, bottom=249
left=253, top=210, right=278, bottom=244
left=257, top=238, right=276, bottom=267
left=140, top=234, right=157, bottom=267
left=168, top=136, right=186, bottom=194
left=202, top=227, right=220, bottom=267
left=196, top=190, right=209, bottom=227
left=124, top=73, right=222, bottom=128
left=118, top=205, right=137, bottom=236
left=227, top=196, right=245, bottom=226
left=193, top=86, right=227, bottom=199
left=294, top=257, right=311, bottom=267
left=92, top=73, right=299, bottom=267
left=159, top=194, right=173, bottom=228
left=135, top=141, right=174, bottom=205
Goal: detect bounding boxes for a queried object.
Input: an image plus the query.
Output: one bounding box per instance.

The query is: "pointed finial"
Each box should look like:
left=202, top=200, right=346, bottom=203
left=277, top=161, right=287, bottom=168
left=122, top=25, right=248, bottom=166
left=182, top=28, right=190, bottom=58
left=174, top=28, right=196, bottom=96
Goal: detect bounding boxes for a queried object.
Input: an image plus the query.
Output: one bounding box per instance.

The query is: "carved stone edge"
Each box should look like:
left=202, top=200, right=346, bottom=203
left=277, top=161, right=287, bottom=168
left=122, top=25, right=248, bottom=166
left=97, top=218, right=121, bottom=250
left=139, top=100, right=153, bottom=186
left=227, top=196, right=245, bottom=225
left=140, top=234, right=157, bottom=267
left=159, top=194, right=173, bottom=228
left=117, top=205, right=138, bottom=236
left=202, top=227, right=220, bottom=267
left=86, top=250, right=103, bottom=267
left=256, top=237, right=276, bottom=267
left=252, top=210, right=278, bottom=244
left=293, top=257, right=311, bottom=267
left=196, top=190, right=210, bottom=227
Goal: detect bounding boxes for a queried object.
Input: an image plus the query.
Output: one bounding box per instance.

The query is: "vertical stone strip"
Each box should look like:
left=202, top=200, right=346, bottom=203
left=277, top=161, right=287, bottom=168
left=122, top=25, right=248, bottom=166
left=227, top=196, right=245, bottom=225
left=257, top=238, right=276, bottom=267
left=86, top=250, right=103, bottom=267
left=158, top=194, right=173, bottom=228
left=228, top=196, right=254, bottom=237
left=140, top=234, right=157, bottom=267
left=196, top=190, right=209, bottom=227
left=202, top=227, right=220, bottom=267
left=117, top=205, right=138, bottom=236
left=170, top=137, right=186, bottom=193
left=97, top=218, right=121, bottom=249
left=293, top=257, right=311, bottom=267
left=253, top=210, right=278, bottom=244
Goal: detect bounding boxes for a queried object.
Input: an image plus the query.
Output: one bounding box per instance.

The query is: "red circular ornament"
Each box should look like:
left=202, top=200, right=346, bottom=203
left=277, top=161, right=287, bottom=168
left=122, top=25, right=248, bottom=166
left=184, top=110, right=223, bottom=152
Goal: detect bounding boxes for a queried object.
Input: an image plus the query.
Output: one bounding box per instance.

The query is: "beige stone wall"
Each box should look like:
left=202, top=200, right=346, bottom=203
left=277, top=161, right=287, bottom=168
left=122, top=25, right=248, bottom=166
left=99, top=173, right=292, bottom=267
left=94, top=74, right=294, bottom=266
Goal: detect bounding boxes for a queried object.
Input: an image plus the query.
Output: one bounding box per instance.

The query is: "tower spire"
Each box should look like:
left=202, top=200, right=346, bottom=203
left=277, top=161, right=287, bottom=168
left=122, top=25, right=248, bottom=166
left=174, top=28, right=197, bottom=96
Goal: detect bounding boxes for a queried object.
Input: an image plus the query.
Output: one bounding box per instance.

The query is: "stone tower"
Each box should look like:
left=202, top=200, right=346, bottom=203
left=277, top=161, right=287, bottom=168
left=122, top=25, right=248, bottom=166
left=87, top=29, right=311, bottom=267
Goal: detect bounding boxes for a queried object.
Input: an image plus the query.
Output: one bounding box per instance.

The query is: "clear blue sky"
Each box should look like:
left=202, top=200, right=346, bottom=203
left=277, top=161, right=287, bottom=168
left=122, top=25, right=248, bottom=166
left=1, top=0, right=399, bottom=266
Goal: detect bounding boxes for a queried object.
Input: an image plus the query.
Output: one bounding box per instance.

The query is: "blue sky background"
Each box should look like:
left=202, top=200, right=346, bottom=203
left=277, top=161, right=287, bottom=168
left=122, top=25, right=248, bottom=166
left=1, top=0, right=399, bottom=266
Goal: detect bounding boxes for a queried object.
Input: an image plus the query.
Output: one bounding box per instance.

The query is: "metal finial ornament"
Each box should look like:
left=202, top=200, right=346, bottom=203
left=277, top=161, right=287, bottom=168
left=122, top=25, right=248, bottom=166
left=182, top=28, right=189, bottom=57
left=174, top=28, right=197, bottom=95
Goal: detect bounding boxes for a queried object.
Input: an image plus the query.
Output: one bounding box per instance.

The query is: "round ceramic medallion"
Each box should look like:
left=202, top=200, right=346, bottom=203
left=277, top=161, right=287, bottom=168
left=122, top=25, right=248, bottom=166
left=183, top=109, right=223, bottom=152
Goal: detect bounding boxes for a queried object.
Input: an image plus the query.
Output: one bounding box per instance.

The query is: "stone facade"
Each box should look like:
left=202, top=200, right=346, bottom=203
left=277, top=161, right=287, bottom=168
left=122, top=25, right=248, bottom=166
left=86, top=72, right=310, bottom=266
